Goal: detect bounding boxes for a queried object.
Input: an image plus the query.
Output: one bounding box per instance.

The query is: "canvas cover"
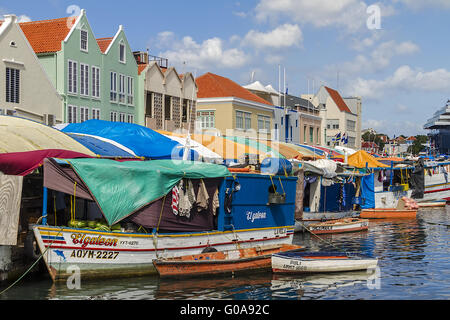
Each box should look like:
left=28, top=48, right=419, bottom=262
left=223, top=136, right=285, bottom=159
left=61, top=119, right=197, bottom=160
left=0, top=116, right=95, bottom=155
left=347, top=150, right=389, bottom=168
left=360, top=173, right=375, bottom=209
left=0, top=149, right=92, bottom=176
left=44, top=158, right=230, bottom=226
left=67, top=133, right=137, bottom=158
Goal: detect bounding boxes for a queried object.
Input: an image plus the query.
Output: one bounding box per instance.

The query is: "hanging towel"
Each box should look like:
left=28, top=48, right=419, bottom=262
left=171, top=184, right=179, bottom=215
left=196, top=179, right=210, bottom=212
left=212, top=187, right=219, bottom=215
left=178, top=179, right=196, bottom=218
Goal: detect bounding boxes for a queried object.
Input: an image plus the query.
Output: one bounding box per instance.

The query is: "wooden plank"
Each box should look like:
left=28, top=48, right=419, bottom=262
left=294, top=168, right=304, bottom=220
left=0, top=173, right=23, bottom=245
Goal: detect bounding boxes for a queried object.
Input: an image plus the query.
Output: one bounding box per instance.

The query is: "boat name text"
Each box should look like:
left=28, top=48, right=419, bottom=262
left=71, top=233, right=119, bottom=248
left=246, top=211, right=267, bottom=222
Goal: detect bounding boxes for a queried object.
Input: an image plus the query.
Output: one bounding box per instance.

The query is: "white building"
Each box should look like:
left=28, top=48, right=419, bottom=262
left=0, top=15, right=62, bottom=124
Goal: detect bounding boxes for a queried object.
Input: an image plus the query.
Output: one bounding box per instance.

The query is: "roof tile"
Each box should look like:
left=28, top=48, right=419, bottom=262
left=96, top=37, right=113, bottom=53
left=324, top=86, right=352, bottom=113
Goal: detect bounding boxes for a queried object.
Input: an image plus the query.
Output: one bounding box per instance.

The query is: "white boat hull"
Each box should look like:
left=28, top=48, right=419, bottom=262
left=423, top=163, right=450, bottom=202
left=272, top=254, right=378, bottom=273
left=33, top=225, right=294, bottom=281
left=294, top=211, right=359, bottom=232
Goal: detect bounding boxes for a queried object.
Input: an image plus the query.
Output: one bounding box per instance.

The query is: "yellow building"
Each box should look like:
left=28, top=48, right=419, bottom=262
left=195, top=72, right=274, bottom=140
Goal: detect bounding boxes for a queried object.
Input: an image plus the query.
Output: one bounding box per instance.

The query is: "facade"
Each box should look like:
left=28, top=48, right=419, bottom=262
left=424, top=101, right=450, bottom=154
left=137, top=53, right=197, bottom=133
left=196, top=73, right=274, bottom=139
left=19, top=10, right=139, bottom=124
left=0, top=15, right=62, bottom=124
left=244, top=81, right=321, bottom=144
left=304, top=86, right=361, bottom=149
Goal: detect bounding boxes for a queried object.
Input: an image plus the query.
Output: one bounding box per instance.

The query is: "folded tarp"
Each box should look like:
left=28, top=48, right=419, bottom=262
left=61, top=120, right=198, bottom=160
left=0, top=149, right=92, bottom=176
left=43, top=158, right=231, bottom=226
left=66, top=133, right=137, bottom=158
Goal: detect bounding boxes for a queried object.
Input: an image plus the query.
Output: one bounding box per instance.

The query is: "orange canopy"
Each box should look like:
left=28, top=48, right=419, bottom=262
left=347, top=150, right=389, bottom=168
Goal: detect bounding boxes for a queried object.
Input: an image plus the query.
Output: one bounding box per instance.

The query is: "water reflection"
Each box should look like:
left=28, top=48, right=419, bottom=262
left=1, top=206, right=449, bottom=300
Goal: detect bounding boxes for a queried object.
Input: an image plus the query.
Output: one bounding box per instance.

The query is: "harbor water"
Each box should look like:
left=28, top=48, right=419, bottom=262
left=1, top=206, right=449, bottom=300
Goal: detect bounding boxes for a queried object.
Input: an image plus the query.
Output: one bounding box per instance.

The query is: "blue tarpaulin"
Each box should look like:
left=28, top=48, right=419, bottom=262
left=66, top=133, right=136, bottom=158
left=61, top=120, right=198, bottom=160
left=319, top=182, right=356, bottom=212
left=360, top=173, right=375, bottom=209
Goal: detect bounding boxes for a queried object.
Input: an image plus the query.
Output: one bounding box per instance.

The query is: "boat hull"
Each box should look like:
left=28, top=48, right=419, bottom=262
left=32, top=224, right=294, bottom=281
left=153, top=244, right=302, bottom=278
left=307, top=218, right=369, bottom=235
left=294, top=211, right=359, bottom=232
left=272, top=252, right=378, bottom=274
left=360, top=208, right=416, bottom=219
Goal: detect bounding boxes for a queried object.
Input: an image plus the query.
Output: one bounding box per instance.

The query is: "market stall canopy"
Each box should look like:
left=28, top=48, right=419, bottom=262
left=61, top=120, right=198, bottom=160
left=160, top=134, right=223, bottom=163
left=281, top=143, right=326, bottom=159
left=158, top=131, right=263, bottom=160
left=335, top=146, right=357, bottom=155
left=66, top=133, right=137, bottom=158
left=0, top=149, right=92, bottom=176
left=223, top=136, right=285, bottom=159
left=43, top=158, right=231, bottom=226
left=347, top=150, right=389, bottom=168
left=0, top=116, right=95, bottom=156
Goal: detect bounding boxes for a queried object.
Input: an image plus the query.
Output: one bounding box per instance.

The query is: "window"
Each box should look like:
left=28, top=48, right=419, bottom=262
left=68, top=60, right=78, bottom=94
left=127, top=76, right=134, bottom=105
left=110, top=72, right=117, bottom=101
left=91, top=66, right=100, bottom=98
left=110, top=111, right=118, bottom=122
left=80, top=106, right=89, bottom=122
left=5, top=67, right=20, bottom=103
left=347, top=119, right=356, bottom=132
left=80, top=29, right=88, bottom=52
left=327, top=119, right=340, bottom=130
left=310, top=127, right=314, bottom=143
left=316, top=128, right=319, bottom=144
left=236, top=111, right=251, bottom=130
left=118, top=74, right=125, bottom=103
left=127, top=114, right=134, bottom=123
left=303, top=126, right=307, bottom=143
left=68, top=105, right=77, bottom=123
left=80, top=63, right=89, bottom=96
left=119, top=41, right=125, bottom=63
left=119, top=112, right=126, bottom=122
left=197, top=110, right=215, bottom=129
left=92, top=108, right=100, bottom=120
left=258, top=115, right=270, bottom=132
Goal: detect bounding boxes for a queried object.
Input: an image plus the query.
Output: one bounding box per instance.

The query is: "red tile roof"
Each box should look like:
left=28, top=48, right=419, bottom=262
left=196, top=72, right=272, bottom=106
left=19, top=17, right=75, bottom=54
left=96, top=37, right=113, bottom=53
left=324, top=86, right=352, bottom=113
left=137, top=63, right=148, bottom=75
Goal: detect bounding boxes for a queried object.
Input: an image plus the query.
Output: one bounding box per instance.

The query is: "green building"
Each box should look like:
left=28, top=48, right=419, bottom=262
left=20, top=9, right=140, bottom=125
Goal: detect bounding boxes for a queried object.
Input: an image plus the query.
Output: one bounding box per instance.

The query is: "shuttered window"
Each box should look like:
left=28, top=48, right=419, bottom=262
left=5, top=67, right=20, bottom=103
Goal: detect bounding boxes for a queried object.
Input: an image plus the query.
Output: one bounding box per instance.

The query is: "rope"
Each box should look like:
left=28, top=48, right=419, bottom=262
left=153, top=194, right=167, bottom=259
left=0, top=226, right=65, bottom=296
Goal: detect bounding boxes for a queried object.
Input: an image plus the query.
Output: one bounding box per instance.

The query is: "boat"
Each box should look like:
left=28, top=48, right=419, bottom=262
left=417, top=200, right=447, bottom=208
left=30, top=157, right=298, bottom=282
left=423, top=161, right=450, bottom=202
left=360, top=208, right=416, bottom=219
left=153, top=244, right=302, bottom=278
left=306, top=218, right=369, bottom=234
left=294, top=160, right=362, bottom=232
left=271, top=251, right=378, bottom=274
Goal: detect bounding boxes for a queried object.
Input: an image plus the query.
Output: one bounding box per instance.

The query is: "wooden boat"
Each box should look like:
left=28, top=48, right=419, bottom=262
left=417, top=200, right=447, bottom=208
left=307, top=218, right=369, bottom=234
left=272, top=251, right=378, bottom=274
left=153, top=244, right=302, bottom=278
left=360, top=208, right=417, bottom=219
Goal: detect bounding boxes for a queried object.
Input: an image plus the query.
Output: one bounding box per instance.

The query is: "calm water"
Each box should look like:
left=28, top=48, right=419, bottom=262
left=1, top=206, right=449, bottom=300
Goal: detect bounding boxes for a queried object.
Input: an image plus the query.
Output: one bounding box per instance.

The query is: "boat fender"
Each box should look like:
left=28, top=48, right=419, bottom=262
left=24, top=231, right=41, bottom=261
left=201, top=246, right=218, bottom=253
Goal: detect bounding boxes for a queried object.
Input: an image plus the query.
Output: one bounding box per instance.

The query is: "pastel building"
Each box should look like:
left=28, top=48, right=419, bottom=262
left=19, top=10, right=139, bottom=124
left=0, top=15, right=62, bottom=124
left=195, top=73, right=274, bottom=140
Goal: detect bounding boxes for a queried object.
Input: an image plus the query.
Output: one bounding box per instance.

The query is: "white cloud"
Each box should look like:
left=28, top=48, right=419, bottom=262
left=346, top=65, right=450, bottom=99
left=243, top=24, right=303, bottom=49
left=17, top=14, right=31, bottom=22
left=393, top=0, right=450, bottom=10
left=159, top=35, right=249, bottom=71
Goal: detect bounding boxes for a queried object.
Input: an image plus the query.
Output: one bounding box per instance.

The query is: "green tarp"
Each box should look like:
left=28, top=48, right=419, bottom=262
left=66, top=158, right=231, bottom=225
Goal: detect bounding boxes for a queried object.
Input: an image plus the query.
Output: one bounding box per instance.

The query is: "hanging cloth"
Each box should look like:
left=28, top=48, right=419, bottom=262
left=196, top=179, right=210, bottom=212
left=178, top=179, right=196, bottom=218
left=171, top=184, right=179, bottom=216
left=212, top=187, right=219, bottom=215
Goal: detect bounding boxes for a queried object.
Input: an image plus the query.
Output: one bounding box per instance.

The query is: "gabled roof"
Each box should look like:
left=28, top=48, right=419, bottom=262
left=138, top=63, right=148, bottom=75
left=19, top=17, right=74, bottom=54
left=196, top=72, right=273, bottom=106
left=324, top=86, right=352, bottom=113
left=96, top=37, right=113, bottom=53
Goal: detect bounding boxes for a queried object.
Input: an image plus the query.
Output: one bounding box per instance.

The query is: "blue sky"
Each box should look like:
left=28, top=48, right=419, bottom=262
left=2, top=0, right=450, bottom=137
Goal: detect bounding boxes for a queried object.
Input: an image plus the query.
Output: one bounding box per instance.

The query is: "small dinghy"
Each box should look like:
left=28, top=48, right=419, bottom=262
left=360, top=208, right=417, bottom=219
left=153, top=244, right=302, bottom=278
left=272, top=251, right=378, bottom=274
left=307, top=218, right=369, bottom=234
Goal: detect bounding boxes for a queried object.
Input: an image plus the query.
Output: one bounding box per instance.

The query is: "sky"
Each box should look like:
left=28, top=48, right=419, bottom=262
left=2, top=0, right=450, bottom=138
